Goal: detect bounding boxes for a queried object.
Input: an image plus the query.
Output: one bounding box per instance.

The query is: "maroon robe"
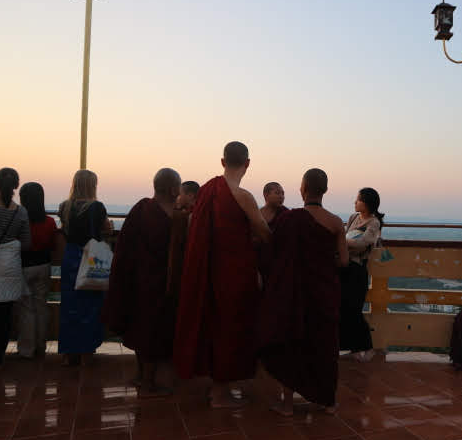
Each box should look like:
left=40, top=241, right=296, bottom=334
left=174, top=176, right=259, bottom=381
left=102, top=198, right=175, bottom=362
left=257, top=209, right=340, bottom=407
left=267, top=205, right=289, bottom=231
left=259, top=205, right=289, bottom=280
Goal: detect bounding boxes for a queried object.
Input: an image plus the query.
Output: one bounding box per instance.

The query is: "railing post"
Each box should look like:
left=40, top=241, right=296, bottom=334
left=367, top=277, right=389, bottom=350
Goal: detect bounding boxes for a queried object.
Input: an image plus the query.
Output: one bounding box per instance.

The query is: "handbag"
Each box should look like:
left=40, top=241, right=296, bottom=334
left=74, top=202, right=113, bottom=291
left=75, top=238, right=113, bottom=290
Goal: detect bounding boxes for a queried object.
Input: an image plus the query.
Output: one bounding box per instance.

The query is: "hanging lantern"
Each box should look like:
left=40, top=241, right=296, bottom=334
left=432, top=2, right=456, bottom=40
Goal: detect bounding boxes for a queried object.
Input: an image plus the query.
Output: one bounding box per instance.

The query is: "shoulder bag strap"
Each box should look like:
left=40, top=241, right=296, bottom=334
left=88, top=201, right=98, bottom=240
left=346, top=213, right=360, bottom=232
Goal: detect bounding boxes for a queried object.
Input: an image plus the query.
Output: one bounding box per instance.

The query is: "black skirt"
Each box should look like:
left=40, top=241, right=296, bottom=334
left=339, top=261, right=373, bottom=352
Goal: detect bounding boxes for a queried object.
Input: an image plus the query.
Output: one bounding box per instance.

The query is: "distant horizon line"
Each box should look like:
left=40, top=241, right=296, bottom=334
left=44, top=204, right=462, bottom=224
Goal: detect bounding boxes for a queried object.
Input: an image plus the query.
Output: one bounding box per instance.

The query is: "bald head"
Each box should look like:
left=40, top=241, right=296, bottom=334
left=153, top=168, right=181, bottom=201
left=303, top=168, right=328, bottom=197
left=223, top=141, right=249, bottom=168
left=263, top=182, right=282, bottom=197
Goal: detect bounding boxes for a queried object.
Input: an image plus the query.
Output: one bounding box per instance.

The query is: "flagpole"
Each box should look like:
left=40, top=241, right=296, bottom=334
left=80, top=0, right=93, bottom=170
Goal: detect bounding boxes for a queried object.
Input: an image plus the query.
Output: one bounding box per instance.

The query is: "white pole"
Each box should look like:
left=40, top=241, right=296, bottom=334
left=80, top=0, right=93, bottom=170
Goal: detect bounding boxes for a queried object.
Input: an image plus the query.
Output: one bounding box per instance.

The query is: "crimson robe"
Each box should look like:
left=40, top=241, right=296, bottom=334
left=267, top=205, right=289, bottom=231
left=174, top=176, right=259, bottom=381
left=257, top=209, right=340, bottom=407
left=102, top=198, right=175, bottom=362
left=259, top=205, right=289, bottom=280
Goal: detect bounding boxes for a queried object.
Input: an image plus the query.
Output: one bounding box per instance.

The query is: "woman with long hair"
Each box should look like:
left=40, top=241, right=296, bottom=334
left=58, top=170, right=110, bottom=366
left=0, top=168, right=30, bottom=364
left=340, top=187, right=384, bottom=362
left=17, top=182, right=57, bottom=358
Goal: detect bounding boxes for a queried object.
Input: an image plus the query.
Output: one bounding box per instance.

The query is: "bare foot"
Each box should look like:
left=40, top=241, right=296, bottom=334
left=340, top=352, right=363, bottom=362
left=270, top=402, right=293, bottom=417
left=324, top=405, right=338, bottom=415
left=306, top=402, right=338, bottom=414
left=305, top=404, right=337, bottom=421
left=139, top=385, right=173, bottom=399
left=306, top=402, right=326, bottom=412
left=210, top=394, right=248, bottom=409
left=363, top=349, right=375, bottom=362
left=230, top=388, right=249, bottom=400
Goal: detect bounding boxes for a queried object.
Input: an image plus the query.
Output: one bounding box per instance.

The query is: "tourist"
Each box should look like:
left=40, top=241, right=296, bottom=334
left=257, top=169, right=348, bottom=416
left=0, top=168, right=31, bottom=364
left=16, top=182, right=57, bottom=358
left=103, top=168, right=181, bottom=397
left=176, top=181, right=200, bottom=213
left=340, top=187, right=384, bottom=362
left=174, top=141, right=271, bottom=409
left=260, top=182, right=288, bottom=230
left=58, top=170, right=111, bottom=366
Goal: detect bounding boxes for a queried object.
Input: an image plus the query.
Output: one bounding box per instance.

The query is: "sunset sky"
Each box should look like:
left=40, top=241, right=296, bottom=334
left=1, top=0, right=462, bottom=219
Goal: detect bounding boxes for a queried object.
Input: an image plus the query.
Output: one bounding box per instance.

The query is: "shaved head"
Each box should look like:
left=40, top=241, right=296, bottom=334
left=223, top=141, right=249, bottom=168
left=303, top=168, right=328, bottom=197
left=263, top=182, right=282, bottom=197
left=153, top=168, right=181, bottom=199
left=182, top=181, right=200, bottom=196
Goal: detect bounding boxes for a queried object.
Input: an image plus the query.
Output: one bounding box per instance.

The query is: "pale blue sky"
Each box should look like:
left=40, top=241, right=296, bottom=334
left=1, top=0, right=462, bottom=219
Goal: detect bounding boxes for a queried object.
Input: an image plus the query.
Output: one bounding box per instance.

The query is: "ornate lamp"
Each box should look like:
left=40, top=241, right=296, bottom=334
left=432, top=2, right=462, bottom=63
left=432, top=1, right=456, bottom=40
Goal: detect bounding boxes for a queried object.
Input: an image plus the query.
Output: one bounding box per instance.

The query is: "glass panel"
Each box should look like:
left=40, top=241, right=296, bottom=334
left=387, top=303, right=461, bottom=314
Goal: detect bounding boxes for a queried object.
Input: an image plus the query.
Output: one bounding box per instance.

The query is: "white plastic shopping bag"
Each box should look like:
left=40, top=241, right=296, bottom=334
left=75, top=239, right=113, bottom=291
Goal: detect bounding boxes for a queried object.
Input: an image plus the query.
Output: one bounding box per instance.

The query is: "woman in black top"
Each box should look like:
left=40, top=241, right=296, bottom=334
left=58, top=170, right=110, bottom=366
left=0, top=168, right=30, bottom=364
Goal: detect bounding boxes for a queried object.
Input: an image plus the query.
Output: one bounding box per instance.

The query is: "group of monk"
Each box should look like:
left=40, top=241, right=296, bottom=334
left=102, top=141, right=350, bottom=415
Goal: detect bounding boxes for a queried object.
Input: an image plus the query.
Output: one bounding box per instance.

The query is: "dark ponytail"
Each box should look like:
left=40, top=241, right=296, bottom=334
left=0, top=168, right=20, bottom=208
left=20, top=182, right=46, bottom=223
left=359, top=187, right=385, bottom=229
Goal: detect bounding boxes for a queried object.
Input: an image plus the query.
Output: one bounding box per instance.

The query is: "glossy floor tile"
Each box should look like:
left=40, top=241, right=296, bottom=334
left=1, top=345, right=462, bottom=440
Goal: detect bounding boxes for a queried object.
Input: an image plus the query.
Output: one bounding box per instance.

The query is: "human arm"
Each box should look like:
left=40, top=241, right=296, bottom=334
left=94, top=202, right=113, bottom=239
left=347, top=218, right=380, bottom=251
left=101, top=218, right=113, bottom=238
left=18, top=207, right=31, bottom=251
left=234, top=189, right=271, bottom=243
left=335, top=216, right=349, bottom=267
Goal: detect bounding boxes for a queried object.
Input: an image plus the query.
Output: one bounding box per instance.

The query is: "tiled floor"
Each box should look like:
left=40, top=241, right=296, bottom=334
left=2, top=343, right=462, bottom=440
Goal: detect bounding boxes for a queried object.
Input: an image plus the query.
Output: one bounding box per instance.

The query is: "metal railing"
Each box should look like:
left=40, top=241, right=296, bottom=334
left=46, top=210, right=462, bottom=229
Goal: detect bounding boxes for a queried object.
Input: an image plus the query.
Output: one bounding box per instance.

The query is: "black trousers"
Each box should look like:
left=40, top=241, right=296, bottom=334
left=0, top=301, right=14, bottom=363
left=339, top=262, right=373, bottom=352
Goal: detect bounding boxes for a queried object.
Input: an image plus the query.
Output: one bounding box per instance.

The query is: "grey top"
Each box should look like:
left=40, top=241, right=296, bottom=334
left=0, top=205, right=31, bottom=250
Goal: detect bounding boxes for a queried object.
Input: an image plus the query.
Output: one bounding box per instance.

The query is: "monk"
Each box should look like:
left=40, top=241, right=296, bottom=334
left=260, top=182, right=288, bottom=231
left=102, top=168, right=181, bottom=397
left=259, top=182, right=289, bottom=283
left=257, top=168, right=348, bottom=416
left=176, top=181, right=200, bottom=213
left=174, top=141, right=271, bottom=409
left=167, top=182, right=200, bottom=332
